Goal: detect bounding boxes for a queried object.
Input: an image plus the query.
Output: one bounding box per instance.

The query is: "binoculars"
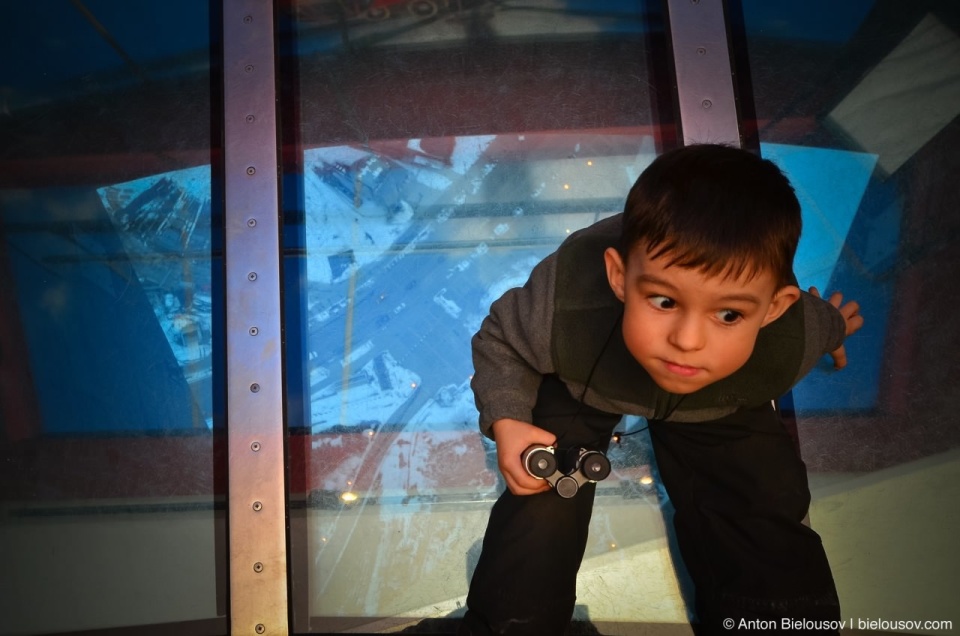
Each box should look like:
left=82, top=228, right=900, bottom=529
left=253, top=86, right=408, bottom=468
left=521, top=444, right=611, bottom=498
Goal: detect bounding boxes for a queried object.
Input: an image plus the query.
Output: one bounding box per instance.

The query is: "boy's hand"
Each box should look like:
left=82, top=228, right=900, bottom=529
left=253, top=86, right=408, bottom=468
left=809, top=287, right=864, bottom=369
left=492, top=418, right=557, bottom=496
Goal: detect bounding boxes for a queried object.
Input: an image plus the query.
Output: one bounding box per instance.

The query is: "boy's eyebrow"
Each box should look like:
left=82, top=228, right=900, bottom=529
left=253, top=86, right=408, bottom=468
left=715, top=293, right=763, bottom=306
left=635, top=274, right=763, bottom=306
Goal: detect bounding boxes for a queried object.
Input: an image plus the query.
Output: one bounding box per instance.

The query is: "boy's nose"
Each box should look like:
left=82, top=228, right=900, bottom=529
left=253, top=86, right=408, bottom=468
left=668, top=315, right=706, bottom=351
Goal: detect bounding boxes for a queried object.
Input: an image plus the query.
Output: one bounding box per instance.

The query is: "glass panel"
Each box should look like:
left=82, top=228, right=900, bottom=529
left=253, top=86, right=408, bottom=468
left=280, top=1, right=679, bottom=632
left=742, top=0, right=960, bottom=630
left=0, top=2, right=226, bottom=634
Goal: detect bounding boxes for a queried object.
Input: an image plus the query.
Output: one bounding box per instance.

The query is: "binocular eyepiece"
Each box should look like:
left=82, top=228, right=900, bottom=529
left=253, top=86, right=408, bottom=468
left=521, top=445, right=611, bottom=498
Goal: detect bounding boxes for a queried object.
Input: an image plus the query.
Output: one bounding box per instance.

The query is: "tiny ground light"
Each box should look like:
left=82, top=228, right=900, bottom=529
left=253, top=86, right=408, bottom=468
left=340, top=491, right=358, bottom=503
left=640, top=475, right=654, bottom=486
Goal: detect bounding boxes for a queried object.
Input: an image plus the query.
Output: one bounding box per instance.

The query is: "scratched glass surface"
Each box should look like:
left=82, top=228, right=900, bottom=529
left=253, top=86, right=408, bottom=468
left=280, top=0, right=688, bottom=631
left=0, top=2, right=226, bottom=634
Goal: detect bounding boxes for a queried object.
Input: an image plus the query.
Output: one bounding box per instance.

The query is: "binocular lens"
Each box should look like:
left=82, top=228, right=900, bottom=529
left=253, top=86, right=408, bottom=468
left=525, top=447, right=557, bottom=478
left=580, top=452, right=611, bottom=481
left=555, top=475, right=580, bottom=499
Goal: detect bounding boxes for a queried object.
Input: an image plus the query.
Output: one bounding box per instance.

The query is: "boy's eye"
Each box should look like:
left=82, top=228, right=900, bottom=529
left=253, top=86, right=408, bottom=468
left=649, top=295, right=676, bottom=310
left=716, top=309, right=743, bottom=324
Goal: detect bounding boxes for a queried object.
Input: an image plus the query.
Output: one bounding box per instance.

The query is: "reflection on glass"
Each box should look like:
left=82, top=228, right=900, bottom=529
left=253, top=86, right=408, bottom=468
left=97, top=168, right=216, bottom=426
left=745, top=0, right=960, bottom=630
left=762, top=143, right=880, bottom=410
left=0, top=1, right=225, bottom=634
left=299, top=133, right=665, bottom=624
left=302, top=133, right=656, bottom=436
left=283, top=0, right=677, bottom=630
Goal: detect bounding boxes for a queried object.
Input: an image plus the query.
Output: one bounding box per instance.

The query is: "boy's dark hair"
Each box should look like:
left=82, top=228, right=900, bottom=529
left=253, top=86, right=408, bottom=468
left=620, top=144, right=801, bottom=288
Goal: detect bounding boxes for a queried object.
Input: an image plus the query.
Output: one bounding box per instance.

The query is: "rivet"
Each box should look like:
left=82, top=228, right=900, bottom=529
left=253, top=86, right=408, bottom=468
left=249, top=326, right=259, bottom=336
left=246, top=114, right=256, bottom=123
left=246, top=166, right=256, bottom=176
left=245, top=64, right=255, bottom=73
left=702, top=99, right=713, bottom=109
left=243, top=15, right=253, bottom=23
left=253, top=501, right=263, bottom=511
left=248, top=272, right=258, bottom=281
left=250, top=383, right=260, bottom=393
left=255, top=624, right=265, bottom=634
left=254, top=562, right=264, bottom=573
left=696, top=47, right=706, bottom=56
left=251, top=441, right=261, bottom=452
left=247, top=218, right=257, bottom=227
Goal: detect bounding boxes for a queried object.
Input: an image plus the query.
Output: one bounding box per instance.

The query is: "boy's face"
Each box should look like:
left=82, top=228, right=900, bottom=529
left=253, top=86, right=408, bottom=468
left=604, top=245, right=800, bottom=394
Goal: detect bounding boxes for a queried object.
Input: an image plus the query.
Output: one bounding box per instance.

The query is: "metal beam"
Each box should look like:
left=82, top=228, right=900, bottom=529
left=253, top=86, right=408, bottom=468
left=223, top=2, right=289, bottom=635
left=665, top=0, right=742, bottom=147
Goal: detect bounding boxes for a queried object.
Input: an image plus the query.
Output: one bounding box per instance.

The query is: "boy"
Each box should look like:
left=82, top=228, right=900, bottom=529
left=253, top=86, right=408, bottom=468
left=458, top=144, right=863, bottom=635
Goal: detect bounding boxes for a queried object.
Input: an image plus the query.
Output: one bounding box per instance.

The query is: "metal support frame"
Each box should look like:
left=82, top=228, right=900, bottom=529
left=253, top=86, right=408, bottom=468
left=665, top=0, right=742, bottom=147
left=223, top=2, right=289, bottom=634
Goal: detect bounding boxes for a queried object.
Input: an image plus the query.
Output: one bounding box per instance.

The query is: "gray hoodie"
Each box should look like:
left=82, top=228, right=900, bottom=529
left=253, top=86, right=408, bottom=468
left=471, top=214, right=846, bottom=438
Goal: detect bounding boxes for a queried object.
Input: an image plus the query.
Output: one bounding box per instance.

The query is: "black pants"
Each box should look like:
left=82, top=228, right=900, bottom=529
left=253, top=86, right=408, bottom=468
left=459, top=376, right=840, bottom=635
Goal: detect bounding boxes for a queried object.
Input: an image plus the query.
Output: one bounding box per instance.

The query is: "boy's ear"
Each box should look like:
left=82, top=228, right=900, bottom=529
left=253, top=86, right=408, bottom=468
left=604, top=247, right=627, bottom=302
left=761, top=284, right=801, bottom=327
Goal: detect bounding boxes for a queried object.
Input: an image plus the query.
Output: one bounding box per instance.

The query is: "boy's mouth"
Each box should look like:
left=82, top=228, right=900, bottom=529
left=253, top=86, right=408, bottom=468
left=663, top=361, right=702, bottom=377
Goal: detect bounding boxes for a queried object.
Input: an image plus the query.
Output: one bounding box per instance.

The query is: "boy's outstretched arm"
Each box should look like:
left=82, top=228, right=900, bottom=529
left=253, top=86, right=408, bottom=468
left=808, top=286, right=864, bottom=369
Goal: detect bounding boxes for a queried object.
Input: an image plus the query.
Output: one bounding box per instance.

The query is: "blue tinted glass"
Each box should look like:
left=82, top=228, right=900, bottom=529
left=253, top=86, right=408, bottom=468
left=0, top=2, right=226, bottom=634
